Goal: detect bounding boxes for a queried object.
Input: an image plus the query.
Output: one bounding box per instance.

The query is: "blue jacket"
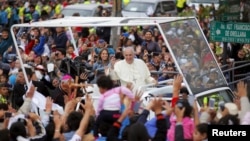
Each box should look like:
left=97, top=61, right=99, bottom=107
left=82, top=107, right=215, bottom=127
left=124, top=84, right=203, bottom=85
left=33, top=36, right=45, bottom=56
left=53, top=32, right=68, bottom=49
left=0, top=36, right=13, bottom=56
left=0, top=10, right=8, bottom=25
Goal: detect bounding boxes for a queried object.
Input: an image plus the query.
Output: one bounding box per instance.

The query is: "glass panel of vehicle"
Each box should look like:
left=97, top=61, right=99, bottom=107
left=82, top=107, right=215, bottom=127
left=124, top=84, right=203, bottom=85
left=160, top=19, right=228, bottom=94
left=62, top=9, right=93, bottom=17
left=162, top=1, right=176, bottom=11
left=123, top=2, right=155, bottom=12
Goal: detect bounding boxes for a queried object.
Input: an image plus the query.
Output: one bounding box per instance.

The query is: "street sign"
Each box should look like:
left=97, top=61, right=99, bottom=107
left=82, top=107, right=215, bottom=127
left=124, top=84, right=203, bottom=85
left=218, top=0, right=240, bottom=21
left=210, top=21, right=250, bottom=43
left=221, top=13, right=240, bottom=21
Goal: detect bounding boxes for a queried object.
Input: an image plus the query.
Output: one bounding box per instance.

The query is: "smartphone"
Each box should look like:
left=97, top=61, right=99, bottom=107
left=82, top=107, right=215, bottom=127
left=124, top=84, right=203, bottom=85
left=75, top=97, right=85, bottom=111
left=5, top=112, right=12, bottom=118
left=177, top=102, right=183, bottom=109
left=218, top=101, right=225, bottom=111
left=209, top=98, right=215, bottom=109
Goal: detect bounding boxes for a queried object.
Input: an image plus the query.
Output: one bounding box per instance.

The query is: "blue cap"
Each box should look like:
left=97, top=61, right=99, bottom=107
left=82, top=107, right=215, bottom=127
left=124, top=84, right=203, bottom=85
left=122, top=32, right=129, bottom=38
left=98, top=39, right=105, bottom=44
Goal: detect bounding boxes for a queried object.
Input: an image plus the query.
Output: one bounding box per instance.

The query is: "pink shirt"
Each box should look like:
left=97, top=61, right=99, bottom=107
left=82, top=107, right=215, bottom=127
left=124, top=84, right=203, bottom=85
left=167, top=113, right=194, bottom=141
left=96, top=86, right=134, bottom=116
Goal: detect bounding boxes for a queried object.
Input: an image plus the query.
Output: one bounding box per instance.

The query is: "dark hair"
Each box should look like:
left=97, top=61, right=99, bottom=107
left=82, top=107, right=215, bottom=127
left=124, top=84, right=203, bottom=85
left=177, top=99, right=193, bottom=117
left=66, top=111, right=83, bottom=131
left=56, top=48, right=66, bottom=56
left=72, top=12, right=80, bottom=16
left=180, top=87, right=189, bottom=95
left=0, top=103, right=8, bottom=110
left=45, top=119, right=55, bottom=141
left=217, top=114, right=240, bottom=125
left=97, top=75, right=114, bottom=90
left=115, top=52, right=124, bottom=60
left=67, top=45, right=74, bottom=49
left=127, top=122, right=150, bottom=141
left=98, top=48, right=110, bottom=61
left=0, top=129, right=10, bottom=141
left=196, top=123, right=208, bottom=135
left=1, top=28, right=9, bottom=33
left=9, top=121, right=27, bottom=140
left=29, top=4, right=35, bottom=8
left=145, top=30, right=153, bottom=35
left=18, top=67, right=33, bottom=78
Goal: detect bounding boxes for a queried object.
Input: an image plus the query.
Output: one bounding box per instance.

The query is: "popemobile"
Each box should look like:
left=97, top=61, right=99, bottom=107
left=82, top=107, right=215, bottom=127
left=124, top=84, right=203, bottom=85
left=10, top=17, right=235, bottom=115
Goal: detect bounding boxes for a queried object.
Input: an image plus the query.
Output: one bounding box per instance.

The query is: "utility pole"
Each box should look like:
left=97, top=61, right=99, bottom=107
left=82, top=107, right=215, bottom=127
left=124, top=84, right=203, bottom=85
left=110, top=0, right=122, bottom=48
left=112, top=0, right=122, bottom=17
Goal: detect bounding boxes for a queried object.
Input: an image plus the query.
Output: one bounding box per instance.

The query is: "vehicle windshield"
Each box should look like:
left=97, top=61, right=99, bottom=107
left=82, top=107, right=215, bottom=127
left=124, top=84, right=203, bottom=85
left=62, top=9, right=93, bottom=17
left=123, top=2, right=155, bottom=12
left=189, top=0, right=219, bottom=4
left=196, top=89, right=234, bottom=108
left=160, top=19, right=227, bottom=94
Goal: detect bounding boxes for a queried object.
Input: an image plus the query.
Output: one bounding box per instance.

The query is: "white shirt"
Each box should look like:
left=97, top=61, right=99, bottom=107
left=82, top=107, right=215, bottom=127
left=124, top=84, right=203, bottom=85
left=114, top=59, right=155, bottom=92
left=69, top=134, right=81, bottom=141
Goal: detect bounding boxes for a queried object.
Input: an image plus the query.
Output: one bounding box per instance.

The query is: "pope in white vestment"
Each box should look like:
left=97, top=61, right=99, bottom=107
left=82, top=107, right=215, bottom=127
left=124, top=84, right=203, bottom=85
left=111, top=47, right=156, bottom=92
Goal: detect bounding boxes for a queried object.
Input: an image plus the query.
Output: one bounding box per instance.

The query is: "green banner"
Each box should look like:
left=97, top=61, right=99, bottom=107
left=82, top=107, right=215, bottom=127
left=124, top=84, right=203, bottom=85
left=217, top=0, right=240, bottom=21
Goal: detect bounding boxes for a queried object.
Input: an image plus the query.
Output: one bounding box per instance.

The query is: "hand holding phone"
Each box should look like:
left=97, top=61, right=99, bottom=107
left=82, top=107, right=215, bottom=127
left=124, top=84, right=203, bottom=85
left=209, top=98, right=215, bottom=109
left=75, top=97, right=86, bottom=111
left=5, top=112, right=12, bottom=118
left=218, top=101, right=225, bottom=111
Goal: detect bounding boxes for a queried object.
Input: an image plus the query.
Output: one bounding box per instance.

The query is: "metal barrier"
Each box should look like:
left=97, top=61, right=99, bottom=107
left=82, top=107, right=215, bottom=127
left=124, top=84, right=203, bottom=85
left=221, top=60, right=250, bottom=90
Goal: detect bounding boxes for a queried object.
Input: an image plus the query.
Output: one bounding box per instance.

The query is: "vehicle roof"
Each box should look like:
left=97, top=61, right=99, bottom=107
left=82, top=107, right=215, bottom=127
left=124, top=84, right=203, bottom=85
left=11, top=17, right=193, bottom=27
left=130, top=0, right=174, bottom=3
left=63, top=3, right=112, bottom=10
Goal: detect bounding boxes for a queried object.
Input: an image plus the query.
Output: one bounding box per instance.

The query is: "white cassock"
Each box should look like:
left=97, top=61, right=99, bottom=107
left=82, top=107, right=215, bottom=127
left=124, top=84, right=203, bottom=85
left=112, top=59, right=155, bottom=92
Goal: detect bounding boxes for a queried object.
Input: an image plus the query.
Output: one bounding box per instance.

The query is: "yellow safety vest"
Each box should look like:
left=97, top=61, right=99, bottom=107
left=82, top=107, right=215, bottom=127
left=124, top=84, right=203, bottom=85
left=0, top=95, right=7, bottom=104
left=19, top=6, right=25, bottom=17
left=123, top=0, right=130, bottom=6
left=176, top=0, right=186, bottom=8
left=89, top=28, right=95, bottom=34
left=43, top=5, right=51, bottom=14
left=84, top=1, right=91, bottom=4
left=55, top=4, right=62, bottom=15
left=203, top=94, right=223, bottom=109
left=5, top=7, right=12, bottom=19
left=35, top=5, right=41, bottom=15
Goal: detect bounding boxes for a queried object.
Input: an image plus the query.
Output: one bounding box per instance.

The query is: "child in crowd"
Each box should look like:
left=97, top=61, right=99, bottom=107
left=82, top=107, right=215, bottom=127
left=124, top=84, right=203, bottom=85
left=66, top=45, right=77, bottom=59
left=94, top=75, right=135, bottom=137
left=0, top=83, right=10, bottom=104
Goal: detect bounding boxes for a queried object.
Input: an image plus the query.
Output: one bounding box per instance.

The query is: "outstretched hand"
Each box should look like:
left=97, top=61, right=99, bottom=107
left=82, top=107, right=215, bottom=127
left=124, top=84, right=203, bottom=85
left=236, top=81, right=247, bottom=98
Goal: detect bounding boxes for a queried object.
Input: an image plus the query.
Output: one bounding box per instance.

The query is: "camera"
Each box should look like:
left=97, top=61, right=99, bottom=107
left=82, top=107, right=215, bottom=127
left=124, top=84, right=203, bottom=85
left=17, top=118, right=27, bottom=126
left=59, top=56, right=94, bottom=82
left=177, top=102, right=183, bottom=109
left=30, top=35, right=35, bottom=39
left=5, top=112, right=12, bottom=118
left=218, top=101, right=225, bottom=111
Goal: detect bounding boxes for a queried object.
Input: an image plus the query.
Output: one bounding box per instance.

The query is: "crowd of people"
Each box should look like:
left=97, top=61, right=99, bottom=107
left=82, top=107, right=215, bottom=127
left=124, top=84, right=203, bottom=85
left=0, top=0, right=250, bottom=141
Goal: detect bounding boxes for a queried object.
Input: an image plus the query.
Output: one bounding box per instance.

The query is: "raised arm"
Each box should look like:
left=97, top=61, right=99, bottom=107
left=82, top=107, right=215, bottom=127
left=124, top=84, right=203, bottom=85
left=171, top=74, right=183, bottom=107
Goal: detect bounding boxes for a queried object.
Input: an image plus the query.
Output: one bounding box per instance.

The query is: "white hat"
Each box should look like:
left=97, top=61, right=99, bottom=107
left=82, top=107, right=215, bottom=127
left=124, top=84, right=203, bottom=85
left=216, top=102, right=239, bottom=119
left=225, top=103, right=238, bottom=116
left=199, top=111, right=210, bottom=123
left=128, top=34, right=135, bottom=42
left=18, top=45, right=25, bottom=51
